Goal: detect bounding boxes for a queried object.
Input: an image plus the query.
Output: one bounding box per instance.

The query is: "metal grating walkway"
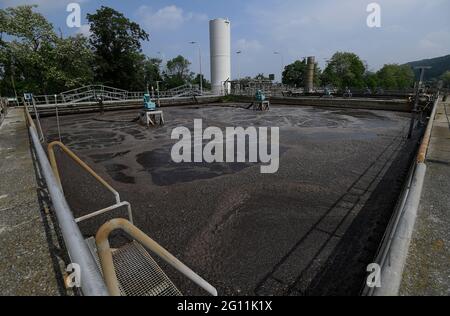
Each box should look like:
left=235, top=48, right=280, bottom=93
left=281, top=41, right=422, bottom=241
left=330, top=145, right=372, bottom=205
left=86, top=238, right=181, bottom=296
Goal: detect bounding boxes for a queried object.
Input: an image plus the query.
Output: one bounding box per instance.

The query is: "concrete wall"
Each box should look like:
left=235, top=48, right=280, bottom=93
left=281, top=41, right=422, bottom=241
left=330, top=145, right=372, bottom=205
left=234, top=95, right=412, bottom=112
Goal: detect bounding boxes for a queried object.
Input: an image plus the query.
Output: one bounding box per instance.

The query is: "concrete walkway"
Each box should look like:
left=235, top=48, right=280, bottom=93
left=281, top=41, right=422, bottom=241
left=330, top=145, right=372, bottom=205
left=400, top=99, right=450, bottom=296
left=0, top=108, right=61, bottom=295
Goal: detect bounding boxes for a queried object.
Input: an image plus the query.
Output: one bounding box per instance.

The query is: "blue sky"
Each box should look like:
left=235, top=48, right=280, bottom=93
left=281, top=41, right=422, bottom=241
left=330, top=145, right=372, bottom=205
left=1, top=0, right=449, bottom=81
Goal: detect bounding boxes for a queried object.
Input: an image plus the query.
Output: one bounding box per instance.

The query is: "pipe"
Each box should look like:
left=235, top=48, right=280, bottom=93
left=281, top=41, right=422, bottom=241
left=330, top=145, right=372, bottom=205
left=28, top=125, right=109, bottom=296
left=75, top=201, right=133, bottom=224
left=96, top=218, right=218, bottom=297
left=417, top=95, right=439, bottom=163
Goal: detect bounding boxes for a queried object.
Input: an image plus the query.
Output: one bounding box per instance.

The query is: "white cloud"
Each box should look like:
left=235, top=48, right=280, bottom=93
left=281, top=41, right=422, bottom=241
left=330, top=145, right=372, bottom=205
left=136, top=5, right=208, bottom=31
left=236, top=39, right=263, bottom=52
left=75, top=24, right=91, bottom=37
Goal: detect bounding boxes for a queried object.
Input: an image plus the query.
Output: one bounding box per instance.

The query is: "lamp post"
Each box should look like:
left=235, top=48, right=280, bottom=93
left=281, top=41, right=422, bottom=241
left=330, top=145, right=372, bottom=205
left=236, top=51, right=242, bottom=81
left=189, top=41, right=203, bottom=95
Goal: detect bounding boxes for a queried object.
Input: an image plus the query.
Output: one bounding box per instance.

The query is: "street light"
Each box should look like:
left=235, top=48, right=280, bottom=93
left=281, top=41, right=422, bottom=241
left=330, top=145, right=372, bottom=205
left=189, top=41, right=203, bottom=95
left=236, top=51, right=242, bottom=80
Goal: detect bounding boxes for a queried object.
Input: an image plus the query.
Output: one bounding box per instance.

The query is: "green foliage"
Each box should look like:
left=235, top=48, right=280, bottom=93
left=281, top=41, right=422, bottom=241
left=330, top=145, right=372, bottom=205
left=163, top=55, right=193, bottom=89
left=0, top=5, right=94, bottom=95
left=192, top=74, right=211, bottom=90
left=407, top=54, right=450, bottom=81
left=87, top=6, right=149, bottom=90
left=364, top=72, right=379, bottom=90
left=376, top=64, right=414, bottom=89
left=321, top=52, right=366, bottom=89
left=47, top=36, right=95, bottom=92
left=282, top=60, right=306, bottom=86
left=441, top=71, right=450, bottom=88
left=141, top=57, right=162, bottom=91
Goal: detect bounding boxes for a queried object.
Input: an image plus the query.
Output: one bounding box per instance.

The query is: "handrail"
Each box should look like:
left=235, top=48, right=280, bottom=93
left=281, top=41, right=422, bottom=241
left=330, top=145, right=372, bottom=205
left=417, top=93, right=440, bottom=163
left=363, top=93, right=439, bottom=296
left=48, top=141, right=120, bottom=204
left=76, top=201, right=133, bottom=224
left=95, top=218, right=218, bottom=297
left=24, top=106, right=109, bottom=296
left=25, top=99, right=45, bottom=143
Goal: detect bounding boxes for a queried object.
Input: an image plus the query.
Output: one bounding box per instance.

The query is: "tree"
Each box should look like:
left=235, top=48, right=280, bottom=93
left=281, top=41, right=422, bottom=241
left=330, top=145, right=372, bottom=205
left=0, top=5, right=94, bottom=96
left=440, top=71, right=450, bottom=88
left=192, top=73, right=211, bottom=90
left=87, top=6, right=149, bottom=90
left=0, top=5, right=57, bottom=95
left=163, top=55, right=192, bottom=89
left=282, top=59, right=322, bottom=88
left=364, top=71, right=379, bottom=90
left=141, top=57, right=162, bottom=91
left=321, top=52, right=366, bottom=89
left=47, top=35, right=94, bottom=92
left=376, top=64, right=414, bottom=89
left=282, top=60, right=307, bottom=87
left=166, top=55, right=191, bottom=79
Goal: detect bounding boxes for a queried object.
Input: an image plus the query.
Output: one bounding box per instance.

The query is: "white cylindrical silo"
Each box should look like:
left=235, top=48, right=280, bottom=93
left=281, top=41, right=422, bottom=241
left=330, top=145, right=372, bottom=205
left=209, top=18, right=231, bottom=95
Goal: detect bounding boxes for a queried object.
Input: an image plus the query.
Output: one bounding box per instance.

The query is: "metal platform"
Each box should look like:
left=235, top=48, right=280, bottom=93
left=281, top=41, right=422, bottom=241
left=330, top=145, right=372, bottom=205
left=86, top=238, right=181, bottom=296
left=140, top=110, right=165, bottom=127
left=253, top=101, right=270, bottom=111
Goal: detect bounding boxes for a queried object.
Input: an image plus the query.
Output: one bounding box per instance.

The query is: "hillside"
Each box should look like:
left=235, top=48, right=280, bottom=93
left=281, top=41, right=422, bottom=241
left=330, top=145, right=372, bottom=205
left=405, top=54, right=450, bottom=80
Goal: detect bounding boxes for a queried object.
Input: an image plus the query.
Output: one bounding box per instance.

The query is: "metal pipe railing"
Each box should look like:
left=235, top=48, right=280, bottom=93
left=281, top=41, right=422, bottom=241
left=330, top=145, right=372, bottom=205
left=417, top=93, right=440, bottom=163
left=25, top=108, right=109, bottom=296
left=95, top=218, right=218, bottom=297
left=48, top=141, right=120, bottom=204
left=363, top=93, right=440, bottom=296
left=75, top=201, right=133, bottom=224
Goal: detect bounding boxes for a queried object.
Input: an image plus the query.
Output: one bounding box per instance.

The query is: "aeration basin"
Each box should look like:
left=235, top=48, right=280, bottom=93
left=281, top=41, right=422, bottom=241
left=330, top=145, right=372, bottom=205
left=40, top=103, right=421, bottom=296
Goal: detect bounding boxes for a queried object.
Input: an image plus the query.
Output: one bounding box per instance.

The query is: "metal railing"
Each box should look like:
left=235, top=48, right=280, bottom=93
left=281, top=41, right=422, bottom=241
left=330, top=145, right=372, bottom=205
left=24, top=106, right=109, bottom=296
left=47, top=141, right=133, bottom=224
left=362, top=93, right=439, bottom=296
left=28, top=84, right=209, bottom=107
left=96, top=218, right=218, bottom=296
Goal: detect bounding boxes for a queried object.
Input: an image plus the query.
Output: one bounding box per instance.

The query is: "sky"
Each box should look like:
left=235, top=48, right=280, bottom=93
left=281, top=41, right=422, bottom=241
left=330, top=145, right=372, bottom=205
left=1, top=0, right=449, bottom=81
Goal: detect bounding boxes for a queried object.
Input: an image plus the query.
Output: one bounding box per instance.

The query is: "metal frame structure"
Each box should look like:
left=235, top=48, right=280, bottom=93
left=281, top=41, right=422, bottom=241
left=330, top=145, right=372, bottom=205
left=95, top=218, right=218, bottom=297
left=140, top=110, right=165, bottom=127
left=47, top=141, right=134, bottom=224
left=27, top=84, right=207, bottom=107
